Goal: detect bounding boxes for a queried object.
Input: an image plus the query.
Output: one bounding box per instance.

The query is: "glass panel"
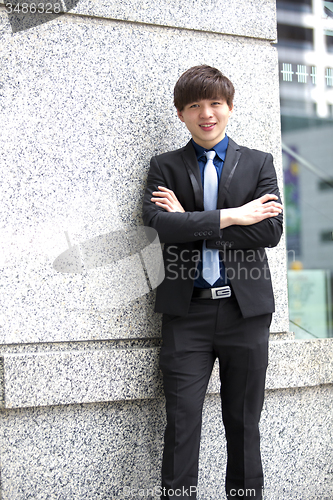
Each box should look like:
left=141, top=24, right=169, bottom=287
left=277, top=0, right=333, bottom=339
left=277, top=0, right=313, bottom=13
left=277, top=24, right=314, bottom=50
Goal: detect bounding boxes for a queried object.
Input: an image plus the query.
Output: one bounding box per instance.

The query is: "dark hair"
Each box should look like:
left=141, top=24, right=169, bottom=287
left=174, top=65, right=235, bottom=111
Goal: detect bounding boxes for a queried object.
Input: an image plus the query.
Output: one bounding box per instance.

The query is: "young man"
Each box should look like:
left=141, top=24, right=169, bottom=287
left=142, top=65, right=283, bottom=500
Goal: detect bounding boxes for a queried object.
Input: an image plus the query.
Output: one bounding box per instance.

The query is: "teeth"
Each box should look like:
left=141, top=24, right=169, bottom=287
left=201, top=124, right=214, bottom=128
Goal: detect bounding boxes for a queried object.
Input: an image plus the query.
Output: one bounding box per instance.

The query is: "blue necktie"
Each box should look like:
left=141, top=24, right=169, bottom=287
left=202, top=150, right=220, bottom=285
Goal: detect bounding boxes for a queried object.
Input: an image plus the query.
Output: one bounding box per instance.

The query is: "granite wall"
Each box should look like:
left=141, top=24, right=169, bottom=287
left=0, top=1, right=332, bottom=499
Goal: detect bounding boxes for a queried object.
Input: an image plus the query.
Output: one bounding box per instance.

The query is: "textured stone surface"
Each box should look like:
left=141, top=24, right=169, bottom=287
left=2, top=348, right=162, bottom=408
left=0, top=399, right=166, bottom=500
left=261, top=385, right=333, bottom=500
left=0, top=0, right=277, bottom=39
left=0, top=385, right=331, bottom=500
left=1, top=338, right=332, bottom=409
left=267, top=338, right=333, bottom=389
left=0, top=11, right=287, bottom=344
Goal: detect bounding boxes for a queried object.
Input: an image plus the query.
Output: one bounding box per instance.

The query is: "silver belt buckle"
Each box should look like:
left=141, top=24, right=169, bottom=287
left=211, top=286, right=231, bottom=299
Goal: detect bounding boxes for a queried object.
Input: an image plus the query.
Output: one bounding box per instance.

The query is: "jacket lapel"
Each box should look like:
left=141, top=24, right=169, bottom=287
left=181, top=141, right=204, bottom=210
left=218, top=138, right=241, bottom=207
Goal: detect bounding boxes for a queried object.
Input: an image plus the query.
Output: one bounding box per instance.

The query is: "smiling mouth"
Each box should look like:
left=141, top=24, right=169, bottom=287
left=200, top=123, right=216, bottom=129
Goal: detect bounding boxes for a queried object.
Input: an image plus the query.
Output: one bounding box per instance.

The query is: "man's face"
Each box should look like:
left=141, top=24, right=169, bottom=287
left=177, top=98, right=233, bottom=149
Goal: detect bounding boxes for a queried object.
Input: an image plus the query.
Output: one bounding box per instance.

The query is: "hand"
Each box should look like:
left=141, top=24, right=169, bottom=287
left=220, top=194, right=283, bottom=228
left=151, top=186, right=185, bottom=213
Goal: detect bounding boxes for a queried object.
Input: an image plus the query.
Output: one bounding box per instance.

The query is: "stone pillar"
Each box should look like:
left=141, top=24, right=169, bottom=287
left=0, top=1, right=332, bottom=499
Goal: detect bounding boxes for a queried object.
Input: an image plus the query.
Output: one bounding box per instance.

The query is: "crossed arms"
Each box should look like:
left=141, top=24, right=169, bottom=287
left=143, top=152, right=283, bottom=249
left=152, top=186, right=282, bottom=228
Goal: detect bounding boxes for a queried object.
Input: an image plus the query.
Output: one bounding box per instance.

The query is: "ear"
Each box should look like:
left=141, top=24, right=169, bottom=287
left=228, top=104, right=234, bottom=117
left=177, top=109, right=185, bottom=123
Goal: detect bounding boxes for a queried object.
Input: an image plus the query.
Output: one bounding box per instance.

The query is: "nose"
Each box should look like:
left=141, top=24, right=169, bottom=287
left=199, top=105, right=213, bottom=119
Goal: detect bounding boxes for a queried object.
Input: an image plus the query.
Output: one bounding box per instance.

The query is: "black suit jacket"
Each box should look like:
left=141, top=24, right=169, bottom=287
left=142, top=138, right=283, bottom=317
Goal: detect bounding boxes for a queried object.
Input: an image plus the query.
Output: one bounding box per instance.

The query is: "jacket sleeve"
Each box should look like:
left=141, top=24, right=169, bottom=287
left=143, top=152, right=283, bottom=249
left=142, top=156, right=221, bottom=244
left=206, top=152, right=283, bottom=250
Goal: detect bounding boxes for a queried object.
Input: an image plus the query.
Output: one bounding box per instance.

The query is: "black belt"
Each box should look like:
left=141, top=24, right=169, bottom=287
left=192, top=285, right=232, bottom=300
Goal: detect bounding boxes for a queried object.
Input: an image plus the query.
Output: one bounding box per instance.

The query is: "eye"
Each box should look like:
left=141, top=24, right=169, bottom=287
left=189, top=103, right=199, bottom=108
left=212, top=101, right=221, bottom=106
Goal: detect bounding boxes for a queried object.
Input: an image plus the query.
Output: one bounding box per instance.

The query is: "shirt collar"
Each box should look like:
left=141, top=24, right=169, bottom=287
left=192, top=134, right=229, bottom=161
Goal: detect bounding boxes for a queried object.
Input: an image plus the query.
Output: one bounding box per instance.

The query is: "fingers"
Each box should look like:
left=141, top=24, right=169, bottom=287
left=259, top=194, right=283, bottom=213
left=152, top=186, right=177, bottom=201
left=153, top=200, right=173, bottom=212
left=258, top=194, right=282, bottom=210
left=155, top=186, right=173, bottom=193
left=261, top=201, right=282, bottom=210
left=254, top=203, right=282, bottom=221
left=151, top=187, right=174, bottom=208
left=232, top=194, right=283, bottom=225
left=260, top=193, right=278, bottom=202
left=256, top=204, right=282, bottom=220
left=151, top=186, right=185, bottom=213
left=150, top=196, right=173, bottom=212
left=262, top=202, right=283, bottom=214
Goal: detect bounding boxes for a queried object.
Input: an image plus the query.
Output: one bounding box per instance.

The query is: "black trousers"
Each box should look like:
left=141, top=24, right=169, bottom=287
left=159, top=293, right=271, bottom=500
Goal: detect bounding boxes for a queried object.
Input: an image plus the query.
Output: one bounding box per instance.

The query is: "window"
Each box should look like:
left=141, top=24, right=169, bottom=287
left=326, top=32, right=333, bottom=53
left=325, top=67, right=333, bottom=86
left=318, top=178, right=333, bottom=190
left=277, top=24, right=314, bottom=50
left=280, top=98, right=317, bottom=116
left=277, top=0, right=312, bottom=13
left=321, top=231, right=333, bottom=242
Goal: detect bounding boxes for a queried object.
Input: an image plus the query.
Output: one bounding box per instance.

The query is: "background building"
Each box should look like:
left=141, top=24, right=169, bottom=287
left=277, top=0, right=333, bottom=338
